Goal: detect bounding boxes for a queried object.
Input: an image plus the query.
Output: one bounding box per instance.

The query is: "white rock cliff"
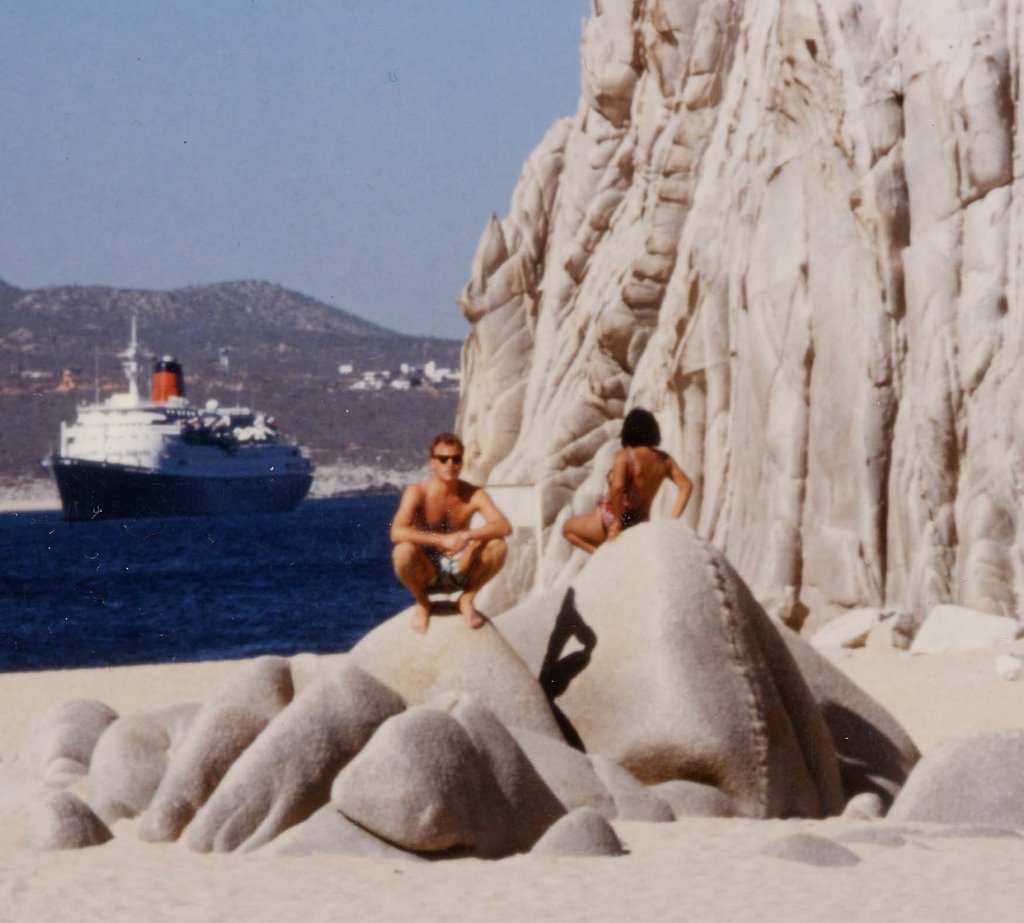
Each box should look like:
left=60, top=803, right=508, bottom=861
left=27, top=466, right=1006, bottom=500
left=456, top=0, right=1024, bottom=629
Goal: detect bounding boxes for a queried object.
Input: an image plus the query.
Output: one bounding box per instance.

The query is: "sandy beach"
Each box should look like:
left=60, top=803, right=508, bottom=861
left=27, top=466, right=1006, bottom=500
left=0, top=483, right=60, bottom=514
left=2, top=644, right=1023, bottom=923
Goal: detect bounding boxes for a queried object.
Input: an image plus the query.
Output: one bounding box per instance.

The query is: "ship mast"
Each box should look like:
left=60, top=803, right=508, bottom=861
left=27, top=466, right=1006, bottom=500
left=118, top=314, right=141, bottom=404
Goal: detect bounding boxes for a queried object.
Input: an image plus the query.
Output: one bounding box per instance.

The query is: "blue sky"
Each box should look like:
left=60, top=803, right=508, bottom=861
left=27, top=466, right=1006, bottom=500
left=0, top=1, right=587, bottom=339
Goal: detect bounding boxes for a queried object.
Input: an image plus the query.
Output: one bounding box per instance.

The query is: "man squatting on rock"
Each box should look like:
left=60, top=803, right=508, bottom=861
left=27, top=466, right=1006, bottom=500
left=391, top=432, right=511, bottom=633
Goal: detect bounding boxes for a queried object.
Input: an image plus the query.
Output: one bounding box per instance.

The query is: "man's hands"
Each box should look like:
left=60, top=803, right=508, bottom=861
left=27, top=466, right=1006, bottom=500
left=437, top=530, right=472, bottom=554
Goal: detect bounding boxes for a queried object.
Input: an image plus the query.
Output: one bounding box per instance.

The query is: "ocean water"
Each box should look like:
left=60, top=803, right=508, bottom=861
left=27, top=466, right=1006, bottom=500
left=0, top=495, right=408, bottom=673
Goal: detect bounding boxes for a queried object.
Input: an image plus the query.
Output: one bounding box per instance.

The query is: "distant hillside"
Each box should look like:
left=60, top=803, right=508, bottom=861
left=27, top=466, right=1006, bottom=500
left=0, top=279, right=462, bottom=482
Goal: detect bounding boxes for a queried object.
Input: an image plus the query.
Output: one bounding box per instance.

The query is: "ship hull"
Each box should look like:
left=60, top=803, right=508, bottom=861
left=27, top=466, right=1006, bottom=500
left=50, top=456, right=313, bottom=521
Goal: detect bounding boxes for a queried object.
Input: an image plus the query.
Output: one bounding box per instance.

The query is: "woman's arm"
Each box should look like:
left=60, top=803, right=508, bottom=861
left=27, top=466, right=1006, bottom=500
left=668, top=458, right=693, bottom=519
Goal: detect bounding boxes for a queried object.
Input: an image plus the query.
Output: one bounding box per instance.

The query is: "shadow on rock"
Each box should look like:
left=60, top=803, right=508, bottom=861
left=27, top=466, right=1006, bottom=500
left=538, top=588, right=596, bottom=750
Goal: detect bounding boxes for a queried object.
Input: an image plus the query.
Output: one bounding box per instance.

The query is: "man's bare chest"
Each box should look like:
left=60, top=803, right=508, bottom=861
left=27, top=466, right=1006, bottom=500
left=419, top=495, right=473, bottom=531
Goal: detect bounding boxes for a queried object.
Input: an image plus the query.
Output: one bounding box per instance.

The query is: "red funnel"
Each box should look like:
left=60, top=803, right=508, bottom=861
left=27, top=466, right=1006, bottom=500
left=152, top=356, right=185, bottom=403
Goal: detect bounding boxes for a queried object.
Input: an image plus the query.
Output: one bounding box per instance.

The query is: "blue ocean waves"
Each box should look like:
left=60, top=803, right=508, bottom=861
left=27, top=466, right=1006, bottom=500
left=0, top=496, right=406, bottom=672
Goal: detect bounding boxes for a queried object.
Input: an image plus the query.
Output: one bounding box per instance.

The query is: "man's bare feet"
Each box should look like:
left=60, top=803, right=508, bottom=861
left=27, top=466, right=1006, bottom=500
left=458, top=595, right=485, bottom=629
left=410, top=603, right=430, bottom=633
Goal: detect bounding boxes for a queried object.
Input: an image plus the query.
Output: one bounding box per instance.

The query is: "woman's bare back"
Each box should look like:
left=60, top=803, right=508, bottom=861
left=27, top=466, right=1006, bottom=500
left=609, top=445, right=674, bottom=523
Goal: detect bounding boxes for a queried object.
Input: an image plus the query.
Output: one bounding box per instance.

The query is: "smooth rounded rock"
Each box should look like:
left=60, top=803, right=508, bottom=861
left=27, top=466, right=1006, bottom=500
left=778, top=627, right=920, bottom=806
left=187, top=663, right=406, bottom=853
left=888, top=728, right=1024, bottom=826
left=88, top=703, right=199, bottom=826
left=495, top=522, right=844, bottom=818
left=530, top=807, right=625, bottom=857
left=139, top=656, right=295, bottom=843
left=442, top=693, right=566, bottom=851
left=24, top=791, right=113, bottom=851
left=331, top=706, right=513, bottom=857
left=649, top=780, right=738, bottom=819
left=910, top=606, right=1022, bottom=654
left=276, top=805, right=425, bottom=861
left=349, top=612, right=563, bottom=739
left=758, top=833, right=861, bottom=867
left=12, top=699, right=119, bottom=788
left=841, top=792, right=885, bottom=821
left=811, top=609, right=888, bottom=650
left=507, top=726, right=617, bottom=819
left=588, top=754, right=674, bottom=822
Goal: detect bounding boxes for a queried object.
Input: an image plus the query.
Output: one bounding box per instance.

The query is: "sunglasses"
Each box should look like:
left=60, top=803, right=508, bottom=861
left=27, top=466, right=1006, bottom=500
left=432, top=453, right=463, bottom=465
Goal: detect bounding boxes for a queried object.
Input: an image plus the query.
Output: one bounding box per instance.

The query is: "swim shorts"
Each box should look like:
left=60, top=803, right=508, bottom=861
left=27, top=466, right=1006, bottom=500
left=426, top=547, right=475, bottom=592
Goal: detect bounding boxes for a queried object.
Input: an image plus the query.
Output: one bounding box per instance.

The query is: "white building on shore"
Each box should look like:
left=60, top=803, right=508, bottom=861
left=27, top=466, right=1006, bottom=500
left=342, top=360, right=460, bottom=392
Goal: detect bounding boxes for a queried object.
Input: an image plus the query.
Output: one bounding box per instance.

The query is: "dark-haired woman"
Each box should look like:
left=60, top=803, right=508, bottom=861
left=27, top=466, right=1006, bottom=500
left=562, top=408, right=692, bottom=553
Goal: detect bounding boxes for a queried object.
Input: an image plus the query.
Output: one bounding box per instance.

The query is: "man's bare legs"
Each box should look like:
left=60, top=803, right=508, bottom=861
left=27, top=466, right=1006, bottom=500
left=562, top=509, right=608, bottom=554
left=392, top=538, right=508, bottom=632
left=392, top=542, right=434, bottom=633
left=455, top=538, right=507, bottom=629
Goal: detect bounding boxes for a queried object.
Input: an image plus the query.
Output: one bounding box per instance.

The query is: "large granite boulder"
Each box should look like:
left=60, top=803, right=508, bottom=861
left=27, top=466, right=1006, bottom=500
left=507, top=726, right=618, bottom=819
left=139, top=656, right=295, bottom=842
left=776, top=626, right=920, bottom=806
left=454, top=0, right=1024, bottom=636
left=88, top=703, right=199, bottom=826
left=348, top=611, right=563, bottom=739
left=441, top=694, right=566, bottom=847
left=186, top=663, right=406, bottom=853
left=494, top=521, right=844, bottom=819
left=10, top=698, right=118, bottom=789
left=888, top=728, right=1024, bottom=826
left=331, top=704, right=561, bottom=858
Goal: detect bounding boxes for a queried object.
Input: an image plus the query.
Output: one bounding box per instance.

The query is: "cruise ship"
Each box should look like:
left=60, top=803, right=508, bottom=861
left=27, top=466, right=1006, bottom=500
left=46, top=319, right=314, bottom=520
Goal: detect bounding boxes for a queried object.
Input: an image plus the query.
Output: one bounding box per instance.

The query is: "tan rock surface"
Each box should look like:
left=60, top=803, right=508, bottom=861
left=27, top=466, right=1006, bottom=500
left=330, top=706, right=528, bottom=857
left=186, top=664, right=405, bottom=853
left=888, top=728, right=1024, bottom=826
left=496, top=521, right=845, bottom=818
left=138, top=656, right=295, bottom=843
left=777, top=625, right=920, bottom=804
left=1, top=649, right=1023, bottom=919
left=9, top=699, right=118, bottom=789
left=88, top=703, right=199, bottom=826
left=348, top=609, right=563, bottom=739
left=457, top=0, right=1024, bottom=637
left=23, top=791, right=112, bottom=852
left=529, top=806, right=625, bottom=857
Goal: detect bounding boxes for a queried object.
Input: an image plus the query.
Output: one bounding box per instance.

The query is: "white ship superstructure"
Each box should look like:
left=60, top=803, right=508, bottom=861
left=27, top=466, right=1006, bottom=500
left=48, top=319, right=314, bottom=520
